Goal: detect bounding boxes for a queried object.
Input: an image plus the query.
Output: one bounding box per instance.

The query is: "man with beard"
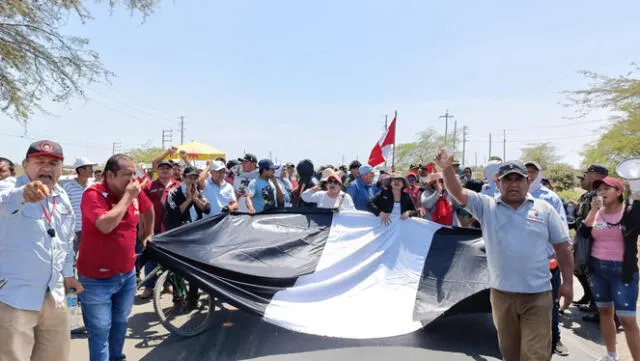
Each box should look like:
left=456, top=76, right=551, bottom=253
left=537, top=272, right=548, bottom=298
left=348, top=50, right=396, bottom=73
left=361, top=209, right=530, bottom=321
left=77, top=154, right=154, bottom=361
left=0, top=140, right=82, bottom=361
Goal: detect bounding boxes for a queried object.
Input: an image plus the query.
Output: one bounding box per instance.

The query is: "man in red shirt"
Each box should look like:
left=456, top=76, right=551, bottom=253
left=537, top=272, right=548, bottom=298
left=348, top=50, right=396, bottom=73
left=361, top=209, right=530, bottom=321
left=140, top=159, right=179, bottom=299
left=77, top=154, right=154, bottom=361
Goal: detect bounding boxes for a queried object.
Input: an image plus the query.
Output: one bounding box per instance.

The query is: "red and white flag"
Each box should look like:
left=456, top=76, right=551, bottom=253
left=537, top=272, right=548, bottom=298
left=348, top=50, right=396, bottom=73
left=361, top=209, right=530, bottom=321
left=368, top=113, right=396, bottom=167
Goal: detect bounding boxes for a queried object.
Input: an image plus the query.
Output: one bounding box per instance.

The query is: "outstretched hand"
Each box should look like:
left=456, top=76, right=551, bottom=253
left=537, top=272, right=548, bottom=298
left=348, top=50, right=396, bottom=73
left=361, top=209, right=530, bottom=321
left=434, top=148, right=454, bottom=170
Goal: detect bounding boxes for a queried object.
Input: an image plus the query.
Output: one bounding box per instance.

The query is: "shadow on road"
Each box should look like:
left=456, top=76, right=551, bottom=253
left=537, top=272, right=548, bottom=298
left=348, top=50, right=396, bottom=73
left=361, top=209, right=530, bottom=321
left=135, top=306, right=502, bottom=361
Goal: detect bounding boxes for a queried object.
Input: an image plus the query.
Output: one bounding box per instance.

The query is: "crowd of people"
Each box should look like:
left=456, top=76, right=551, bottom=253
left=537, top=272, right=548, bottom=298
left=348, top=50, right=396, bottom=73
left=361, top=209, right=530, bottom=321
left=0, top=140, right=638, bottom=361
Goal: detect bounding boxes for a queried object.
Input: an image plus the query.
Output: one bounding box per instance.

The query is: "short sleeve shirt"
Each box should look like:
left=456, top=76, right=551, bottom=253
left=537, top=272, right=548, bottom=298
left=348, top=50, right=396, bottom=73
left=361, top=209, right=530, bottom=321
left=247, top=178, right=277, bottom=212
left=77, top=182, right=153, bottom=279
left=465, top=191, right=570, bottom=293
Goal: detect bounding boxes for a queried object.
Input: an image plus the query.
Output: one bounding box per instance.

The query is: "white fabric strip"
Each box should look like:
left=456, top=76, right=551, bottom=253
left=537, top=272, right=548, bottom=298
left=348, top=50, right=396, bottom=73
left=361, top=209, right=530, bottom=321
left=263, top=210, right=442, bottom=339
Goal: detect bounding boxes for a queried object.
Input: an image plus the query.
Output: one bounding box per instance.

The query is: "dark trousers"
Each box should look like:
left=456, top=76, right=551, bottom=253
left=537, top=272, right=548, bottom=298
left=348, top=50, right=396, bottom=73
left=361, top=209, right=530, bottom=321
left=550, top=267, right=561, bottom=345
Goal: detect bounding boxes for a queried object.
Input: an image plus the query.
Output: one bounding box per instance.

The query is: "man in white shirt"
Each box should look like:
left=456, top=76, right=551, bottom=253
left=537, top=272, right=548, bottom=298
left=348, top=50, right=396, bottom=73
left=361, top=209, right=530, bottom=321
left=62, top=157, right=98, bottom=252
left=200, top=160, right=238, bottom=217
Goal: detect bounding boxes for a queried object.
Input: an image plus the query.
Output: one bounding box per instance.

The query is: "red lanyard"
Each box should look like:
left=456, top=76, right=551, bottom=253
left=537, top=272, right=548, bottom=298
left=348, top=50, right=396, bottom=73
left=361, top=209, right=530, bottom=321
left=40, top=196, right=56, bottom=228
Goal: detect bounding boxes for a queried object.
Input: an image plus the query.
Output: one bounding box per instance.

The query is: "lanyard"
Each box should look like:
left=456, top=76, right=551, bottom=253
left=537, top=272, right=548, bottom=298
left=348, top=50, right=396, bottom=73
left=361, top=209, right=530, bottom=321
left=40, top=196, right=57, bottom=237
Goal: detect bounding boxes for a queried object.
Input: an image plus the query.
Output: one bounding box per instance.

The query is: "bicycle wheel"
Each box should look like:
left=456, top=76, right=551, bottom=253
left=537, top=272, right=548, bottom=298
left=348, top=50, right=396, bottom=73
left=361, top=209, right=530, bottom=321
left=152, top=270, right=215, bottom=337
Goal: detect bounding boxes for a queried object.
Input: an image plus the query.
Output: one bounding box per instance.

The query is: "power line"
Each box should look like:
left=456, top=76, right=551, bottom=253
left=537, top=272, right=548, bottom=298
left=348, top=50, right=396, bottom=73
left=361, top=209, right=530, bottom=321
left=487, top=119, right=607, bottom=133
left=87, top=87, right=175, bottom=123
left=97, top=84, right=176, bottom=119
left=0, top=131, right=113, bottom=151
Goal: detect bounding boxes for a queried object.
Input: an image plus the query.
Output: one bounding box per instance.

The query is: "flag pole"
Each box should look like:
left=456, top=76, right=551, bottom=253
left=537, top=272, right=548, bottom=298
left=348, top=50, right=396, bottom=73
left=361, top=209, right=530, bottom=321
left=392, top=110, right=397, bottom=168
left=383, top=114, right=388, bottom=168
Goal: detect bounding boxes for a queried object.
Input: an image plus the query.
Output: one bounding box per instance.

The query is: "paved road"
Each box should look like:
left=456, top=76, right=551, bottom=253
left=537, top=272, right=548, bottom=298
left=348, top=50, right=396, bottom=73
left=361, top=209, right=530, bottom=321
left=70, top=282, right=630, bottom=361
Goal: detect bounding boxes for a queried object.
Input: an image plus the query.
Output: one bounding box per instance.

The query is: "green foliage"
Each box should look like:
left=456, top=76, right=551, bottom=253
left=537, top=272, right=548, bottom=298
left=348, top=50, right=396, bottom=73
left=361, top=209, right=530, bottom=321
left=519, top=142, right=561, bottom=170
left=0, top=0, right=160, bottom=123
left=580, top=110, right=640, bottom=170
left=395, top=127, right=462, bottom=171
left=557, top=188, right=584, bottom=203
left=545, top=163, right=576, bottom=192
left=565, top=64, right=640, bottom=170
left=125, top=141, right=163, bottom=163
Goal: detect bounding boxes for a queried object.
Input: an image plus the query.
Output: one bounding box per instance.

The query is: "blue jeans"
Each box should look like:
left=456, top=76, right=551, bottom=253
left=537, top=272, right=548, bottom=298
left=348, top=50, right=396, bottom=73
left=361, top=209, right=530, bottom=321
left=589, top=257, right=639, bottom=317
left=143, top=261, right=158, bottom=288
left=79, top=270, right=136, bottom=361
left=550, top=267, right=561, bottom=345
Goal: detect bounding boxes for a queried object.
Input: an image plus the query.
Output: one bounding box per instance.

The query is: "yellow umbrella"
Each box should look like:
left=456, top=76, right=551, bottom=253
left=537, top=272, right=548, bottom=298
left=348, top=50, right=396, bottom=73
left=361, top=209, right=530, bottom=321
left=173, top=141, right=226, bottom=161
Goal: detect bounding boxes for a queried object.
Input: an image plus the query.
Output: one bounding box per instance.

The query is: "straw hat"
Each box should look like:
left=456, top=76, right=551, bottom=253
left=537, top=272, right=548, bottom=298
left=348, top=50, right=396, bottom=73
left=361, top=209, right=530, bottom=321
left=320, top=168, right=342, bottom=184
left=384, top=172, right=409, bottom=188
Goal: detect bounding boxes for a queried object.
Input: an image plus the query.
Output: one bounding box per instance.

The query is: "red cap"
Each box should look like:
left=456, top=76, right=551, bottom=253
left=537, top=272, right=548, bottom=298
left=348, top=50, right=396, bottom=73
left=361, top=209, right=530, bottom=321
left=593, top=176, right=625, bottom=191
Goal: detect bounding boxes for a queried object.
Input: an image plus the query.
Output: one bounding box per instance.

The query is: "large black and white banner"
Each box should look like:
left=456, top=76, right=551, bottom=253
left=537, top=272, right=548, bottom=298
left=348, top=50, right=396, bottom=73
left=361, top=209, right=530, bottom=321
left=145, top=209, right=490, bottom=339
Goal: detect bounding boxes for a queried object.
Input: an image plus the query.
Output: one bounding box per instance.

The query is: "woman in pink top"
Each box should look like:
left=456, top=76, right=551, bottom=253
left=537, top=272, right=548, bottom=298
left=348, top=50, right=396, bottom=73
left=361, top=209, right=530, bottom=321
left=580, top=176, right=640, bottom=361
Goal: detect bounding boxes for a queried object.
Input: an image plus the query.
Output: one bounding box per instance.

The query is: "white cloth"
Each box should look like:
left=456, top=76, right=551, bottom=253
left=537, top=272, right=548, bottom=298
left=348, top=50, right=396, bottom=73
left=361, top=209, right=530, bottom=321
left=301, top=189, right=355, bottom=210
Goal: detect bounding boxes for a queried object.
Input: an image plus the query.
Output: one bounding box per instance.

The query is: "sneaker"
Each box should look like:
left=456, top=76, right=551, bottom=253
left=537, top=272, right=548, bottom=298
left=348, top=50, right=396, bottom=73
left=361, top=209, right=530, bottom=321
left=598, top=355, right=619, bottom=361
left=553, top=340, right=569, bottom=356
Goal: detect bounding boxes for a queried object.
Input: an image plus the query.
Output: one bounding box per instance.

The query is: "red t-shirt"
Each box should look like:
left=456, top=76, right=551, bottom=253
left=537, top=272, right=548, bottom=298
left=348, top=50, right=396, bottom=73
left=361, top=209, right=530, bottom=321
left=78, top=181, right=153, bottom=279
left=144, top=178, right=180, bottom=233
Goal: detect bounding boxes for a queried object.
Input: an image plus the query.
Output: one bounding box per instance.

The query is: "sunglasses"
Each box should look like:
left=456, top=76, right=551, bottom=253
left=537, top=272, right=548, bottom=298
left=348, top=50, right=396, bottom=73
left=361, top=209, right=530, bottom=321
left=327, top=179, right=340, bottom=185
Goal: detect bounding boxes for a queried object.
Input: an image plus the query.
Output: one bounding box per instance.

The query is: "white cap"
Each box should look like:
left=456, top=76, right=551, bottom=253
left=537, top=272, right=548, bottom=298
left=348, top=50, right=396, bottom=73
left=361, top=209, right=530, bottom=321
left=210, top=160, right=226, bottom=172
left=73, top=157, right=98, bottom=169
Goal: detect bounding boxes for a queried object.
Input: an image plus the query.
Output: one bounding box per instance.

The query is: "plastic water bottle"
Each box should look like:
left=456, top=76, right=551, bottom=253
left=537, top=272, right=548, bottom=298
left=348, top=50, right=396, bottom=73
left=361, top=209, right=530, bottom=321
left=66, top=289, right=84, bottom=332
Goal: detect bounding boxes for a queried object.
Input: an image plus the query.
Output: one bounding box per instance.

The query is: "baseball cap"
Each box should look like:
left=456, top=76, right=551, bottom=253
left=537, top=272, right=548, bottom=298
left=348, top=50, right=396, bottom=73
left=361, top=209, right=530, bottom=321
left=210, top=160, right=226, bottom=172
left=524, top=161, right=542, bottom=171
left=592, top=176, right=625, bottom=191
left=584, top=164, right=609, bottom=176
left=157, top=160, right=172, bottom=168
left=26, top=140, right=64, bottom=160
left=497, top=161, right=528, bottom=179
left=73, top=157, right=97, bottom=169
left=183, top=166, right=199, bottom=177
left=258, top=159, right=277, bottom=170
left=239, top=153, right=258, bottom=163
left=359, top=165, right=374, bottom=175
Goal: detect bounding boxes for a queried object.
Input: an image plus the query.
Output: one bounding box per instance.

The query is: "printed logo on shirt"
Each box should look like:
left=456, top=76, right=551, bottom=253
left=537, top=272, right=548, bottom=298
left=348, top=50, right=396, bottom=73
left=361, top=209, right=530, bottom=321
left=527, top=209, right=544, bottom=224
left=133, top=198, right=140, bottom=214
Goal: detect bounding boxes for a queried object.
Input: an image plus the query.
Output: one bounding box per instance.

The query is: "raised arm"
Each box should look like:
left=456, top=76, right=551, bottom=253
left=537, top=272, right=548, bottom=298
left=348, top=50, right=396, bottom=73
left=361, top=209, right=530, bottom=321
left=435, top=149, right=469, bottom=206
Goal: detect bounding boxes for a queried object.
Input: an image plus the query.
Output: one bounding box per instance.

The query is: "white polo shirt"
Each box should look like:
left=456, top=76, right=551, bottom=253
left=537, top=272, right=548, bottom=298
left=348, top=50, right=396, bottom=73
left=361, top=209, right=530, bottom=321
left=202, top=178, right=236, bottom=217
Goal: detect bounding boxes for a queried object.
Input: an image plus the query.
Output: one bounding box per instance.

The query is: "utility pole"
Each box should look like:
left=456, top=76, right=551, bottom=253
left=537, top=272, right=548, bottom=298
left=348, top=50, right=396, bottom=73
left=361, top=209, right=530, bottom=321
left=178, top=116, right=185, bottom=144
left=462, top=126, right=468, bottom=166
left=488, top=133, right=492, bottom=160
left=162, top=129, right=173, bottom=149
left=475, top=152, right=478, bottom=167
left=452, top=120, right=458, bottom=154
left=439, top=110, right=454, bottom=145
left=112, top=142, right=122, bottom=155
left=503, top=129, right=506, bottom=161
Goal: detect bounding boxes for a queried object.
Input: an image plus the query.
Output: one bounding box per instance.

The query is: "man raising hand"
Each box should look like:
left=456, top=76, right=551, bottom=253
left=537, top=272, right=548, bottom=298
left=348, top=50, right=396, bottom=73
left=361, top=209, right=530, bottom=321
left=434, top=148, right=574, bottom=361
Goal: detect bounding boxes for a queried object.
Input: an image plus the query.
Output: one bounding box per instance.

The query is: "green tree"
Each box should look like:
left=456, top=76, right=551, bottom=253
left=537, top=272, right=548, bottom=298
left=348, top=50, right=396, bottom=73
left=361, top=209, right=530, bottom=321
left=125, top=141, right=163, bottom=164
left=545, top=163, right=576, bottom=192
left=0, top=0, right=159, bottom=123
left=519, top=142, right=561, bottom=170
left=394, top=127, right=461, bottom=171
left=565, top=65, right=640, bottom=169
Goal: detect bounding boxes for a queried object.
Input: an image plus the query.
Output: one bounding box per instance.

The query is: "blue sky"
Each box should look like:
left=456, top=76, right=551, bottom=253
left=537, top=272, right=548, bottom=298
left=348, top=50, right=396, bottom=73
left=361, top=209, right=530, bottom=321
left=2, top=0, right=639, bottom=169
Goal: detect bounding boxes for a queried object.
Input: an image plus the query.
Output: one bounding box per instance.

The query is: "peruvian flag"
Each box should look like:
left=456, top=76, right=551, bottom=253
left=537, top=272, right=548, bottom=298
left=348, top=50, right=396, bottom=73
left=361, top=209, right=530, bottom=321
left=368, top=112, right=396, bottom=167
